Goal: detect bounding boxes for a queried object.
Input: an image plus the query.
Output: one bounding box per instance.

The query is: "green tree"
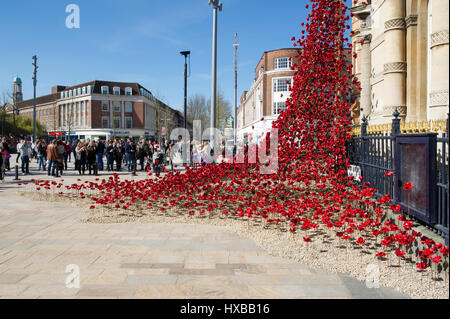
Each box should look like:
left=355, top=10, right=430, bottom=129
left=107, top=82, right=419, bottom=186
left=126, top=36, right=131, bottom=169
left=0, top=112, right=46, bottom=138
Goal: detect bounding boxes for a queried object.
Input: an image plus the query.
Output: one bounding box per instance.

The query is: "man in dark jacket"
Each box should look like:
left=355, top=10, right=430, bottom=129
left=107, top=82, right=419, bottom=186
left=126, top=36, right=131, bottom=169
left=86, top=141, right=98, bottom=176
left=96, top=140, right=105, bottom=171
left=105, top=141, right=115, bottom=171
left=125, top=140, right=137, bottom=173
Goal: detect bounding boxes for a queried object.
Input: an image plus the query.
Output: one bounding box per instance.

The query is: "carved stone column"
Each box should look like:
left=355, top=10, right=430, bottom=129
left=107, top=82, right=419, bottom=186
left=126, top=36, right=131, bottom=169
left=428, top=0, right=449, bottom=120
left=406, top=13, right=418, bottom=121
left=359, top=34, right=372, bottom=119
left=383, top=0, right=407, bottom=119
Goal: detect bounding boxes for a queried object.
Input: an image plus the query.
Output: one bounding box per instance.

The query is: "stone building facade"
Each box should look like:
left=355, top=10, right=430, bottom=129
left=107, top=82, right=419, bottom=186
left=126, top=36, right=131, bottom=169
left=350, top=0, right=449, bottom=125
left=237, top=48, right=298, bottom=142
left=15, top=80, right=185, bottom=140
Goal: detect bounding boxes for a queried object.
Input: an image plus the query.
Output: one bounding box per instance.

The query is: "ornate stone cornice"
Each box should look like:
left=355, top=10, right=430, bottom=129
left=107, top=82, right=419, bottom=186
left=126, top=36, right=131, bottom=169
left=383, top=105, right=406, bottom=117
left=429, top=90, right=449, bottom=108
left=405, top=15, right=418, bottom=28
left=385, top=18, right=406, bottom=31
left=383, top=62, right=407, bottom=74
left=430, top=30, right=449, bottom=48
left=358, top=33, right=372, bottom=44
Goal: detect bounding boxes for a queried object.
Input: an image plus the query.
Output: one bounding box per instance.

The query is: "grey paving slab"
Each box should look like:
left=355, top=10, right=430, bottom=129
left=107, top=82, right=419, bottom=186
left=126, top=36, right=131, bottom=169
left=0, top=164, right=414, bottom=299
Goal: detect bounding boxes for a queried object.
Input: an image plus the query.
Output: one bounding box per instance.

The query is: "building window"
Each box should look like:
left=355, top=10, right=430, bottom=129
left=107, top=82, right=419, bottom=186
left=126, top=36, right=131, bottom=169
left=125, top=87, right=132, bottom=96
left=113, top=87, right=120, bottom=95
left=273, top=78, right=291, bottom=92
left=61, top=92, right=65, bottom=99
left=101, top=86, right=109, bottom=95
left=77, top=88, right=81, bottom=95
left=113, top=117, right=121, bottom=129
left=125, top=102, right=132, bottom=113
left=273, top=102, right=287, bottom=115
left=102, top=116, right=109, bottom=128
left=274, top=57, right=292, bottom=70
left=113, top=101, right=121, bottom=113
left=102, top=101, right=109, bottom=112
left=82, top=87, right=86, bottom=95
left=125, top=117, right=133, bottom=129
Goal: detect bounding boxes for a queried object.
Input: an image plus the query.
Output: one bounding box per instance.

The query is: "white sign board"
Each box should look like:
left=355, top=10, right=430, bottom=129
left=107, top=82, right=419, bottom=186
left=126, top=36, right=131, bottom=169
left=348, top=165, right=362, bottom=181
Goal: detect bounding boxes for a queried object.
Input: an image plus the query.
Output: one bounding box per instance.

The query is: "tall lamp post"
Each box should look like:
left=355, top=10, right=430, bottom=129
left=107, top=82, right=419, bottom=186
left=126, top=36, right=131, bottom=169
left=233, top=33, right=239, bottom=147
left=32, top=55, right=38, bottom=142
left=208, top=0, right=222, bottom=150
left=180, top=51, right=190, bottom=134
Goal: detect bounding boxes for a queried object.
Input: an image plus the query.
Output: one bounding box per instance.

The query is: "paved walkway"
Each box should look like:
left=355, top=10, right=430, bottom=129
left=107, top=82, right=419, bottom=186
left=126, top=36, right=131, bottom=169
left=0, top=162, right=409, bottom=298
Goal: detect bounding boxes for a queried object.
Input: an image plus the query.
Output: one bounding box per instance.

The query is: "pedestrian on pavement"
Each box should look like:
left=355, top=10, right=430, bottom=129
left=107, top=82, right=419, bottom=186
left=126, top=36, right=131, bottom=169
left=0, top=145, right=5, bottom=182
left=18, top=139, right=32, bottom=175
left=105, top=140, right=115, bottom=172
left=37, top=140, right=47, bottom=171
left=125, top=140, right=137, bottom=173
left=56, top=140, right=65, bottom=176
left=96, top=139, right=105, bottom=171
left=75, top=142, right=87, bottom=175
left=46, top=140, right=60, bottom=177
left=86, top=141, right=98, bottom=176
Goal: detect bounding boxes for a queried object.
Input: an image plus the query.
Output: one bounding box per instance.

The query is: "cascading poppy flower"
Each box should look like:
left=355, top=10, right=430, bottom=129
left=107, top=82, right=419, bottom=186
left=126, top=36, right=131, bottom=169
left=403, top=183, right=414, bottom=190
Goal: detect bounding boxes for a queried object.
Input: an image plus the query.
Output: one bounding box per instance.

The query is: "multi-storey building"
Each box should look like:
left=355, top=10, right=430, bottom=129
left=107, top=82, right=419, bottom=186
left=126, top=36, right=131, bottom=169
left=15, top=80, right=187, bottom=141
left=237, top=48, right=298, bottom=142
left=350, top=0, right=449, bottom=125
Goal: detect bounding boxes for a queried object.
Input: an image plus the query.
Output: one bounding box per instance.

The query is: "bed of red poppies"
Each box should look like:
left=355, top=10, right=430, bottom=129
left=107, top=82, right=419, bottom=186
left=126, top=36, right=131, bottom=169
left=26, top=0, right=448, bottom=280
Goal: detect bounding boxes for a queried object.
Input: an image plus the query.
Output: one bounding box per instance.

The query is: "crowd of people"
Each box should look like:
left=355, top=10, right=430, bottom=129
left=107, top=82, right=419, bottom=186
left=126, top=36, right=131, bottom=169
left=0, top=135, right=249, bottom=182
left=0, top=137, right=174, bottom=180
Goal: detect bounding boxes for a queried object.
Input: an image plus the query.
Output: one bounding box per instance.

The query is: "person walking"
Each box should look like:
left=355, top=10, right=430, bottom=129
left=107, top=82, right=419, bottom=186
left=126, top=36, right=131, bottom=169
left=56, top=140, right=65, bottom=176
left=86, top=141, right=98, bottom=175
left=125, top=140, right=137, bottom=173
left=37, top=140, right=47, bottom=171
left=114, top=140, right=124, bottom=171
left=96, top=139, right=105, bottom=171
left=1, top=138, right=11, bottom=171
left=64, top=141, right=71, bottom=169
left=75, top=142, right=87, bottom=175
left=75, top=141, right=87, bottom=175
left=105, top=140, right=115, bottom=172
left=0, top=145, right=5, bottom=183
left=18, top=139, right=32, bottom=175
left=46, top=140, right=59, bottom=177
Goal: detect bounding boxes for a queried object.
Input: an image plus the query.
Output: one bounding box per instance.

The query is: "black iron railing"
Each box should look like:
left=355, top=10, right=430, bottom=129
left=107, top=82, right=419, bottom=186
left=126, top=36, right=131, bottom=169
left=347, top=110, right=449, bottom=245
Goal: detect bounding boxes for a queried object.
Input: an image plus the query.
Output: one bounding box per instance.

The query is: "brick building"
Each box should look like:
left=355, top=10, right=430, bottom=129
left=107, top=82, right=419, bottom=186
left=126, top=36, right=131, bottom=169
left=16, top=80, right=187, bottom=141
left=236, top=48, right=298, bottom=142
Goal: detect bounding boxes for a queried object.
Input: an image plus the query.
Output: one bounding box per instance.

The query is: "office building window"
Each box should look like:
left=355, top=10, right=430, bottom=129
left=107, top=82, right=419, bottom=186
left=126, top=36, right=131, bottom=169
left=125, top=87, right=132, bottom=96
left=273, top=78, right=291, bottom=92
left=102, top=116, right=109, bottom=128
left=102, top=101, right=109, bottom=112
left=274, top=57, right=292, bottom=70
left=125, top=117, right=132, bottom=129
left=113, top=101, right=121, bottom=112
left=125, top=102, right=132, bottom=113
left=101, top=86, right=109, bottom=95
left=113, top=87, right=120, bottom=95
left=113, top=117, right=121, bottom=129
left=273, top=102, right=287, bottom=115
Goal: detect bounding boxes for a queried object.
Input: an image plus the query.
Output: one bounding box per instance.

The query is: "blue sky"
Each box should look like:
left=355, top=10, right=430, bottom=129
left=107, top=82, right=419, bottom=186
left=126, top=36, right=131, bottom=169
left=0, top=0, right=351, bottom=112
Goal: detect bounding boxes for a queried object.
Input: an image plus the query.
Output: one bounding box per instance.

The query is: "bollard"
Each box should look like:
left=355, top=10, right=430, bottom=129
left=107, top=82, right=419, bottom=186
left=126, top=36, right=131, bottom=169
left=14, top=164, right=20, bottom=180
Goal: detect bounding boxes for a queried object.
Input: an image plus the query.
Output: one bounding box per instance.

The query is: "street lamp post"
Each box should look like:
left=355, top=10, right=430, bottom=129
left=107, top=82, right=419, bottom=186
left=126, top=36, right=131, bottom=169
left=32, top=56, right=38, bottom=142
left=208, top=0, right=222, bottom=151
left=233, top=33, right=239, bottom=147
left=180, top=51, right=190, bottom=134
